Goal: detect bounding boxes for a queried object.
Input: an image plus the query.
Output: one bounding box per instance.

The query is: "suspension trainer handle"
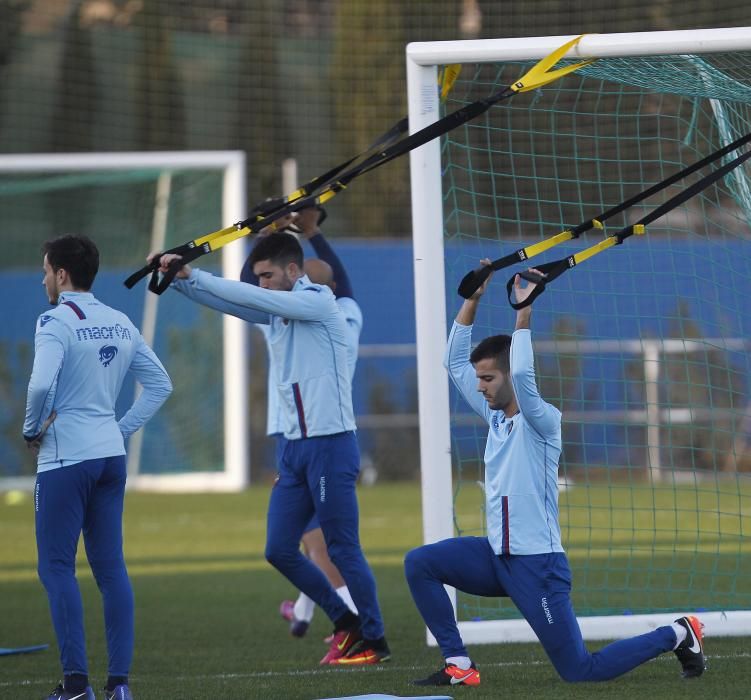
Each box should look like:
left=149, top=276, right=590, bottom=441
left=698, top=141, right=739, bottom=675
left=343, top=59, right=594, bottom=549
left=505, top=262, right=569, bottom=310
left=147, top=245, right=206, bottom=295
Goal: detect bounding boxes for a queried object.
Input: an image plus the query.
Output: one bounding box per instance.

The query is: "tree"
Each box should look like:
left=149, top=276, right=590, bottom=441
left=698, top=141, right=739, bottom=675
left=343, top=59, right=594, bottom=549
left=235, top=0, right=290, bottom=206
left=331, top=0, right=461, bottom=237
left=52, top=0, right=97, bottom=152
left=0, top=0, right=29, bottom=69
left=132, top=0, right=186, bottom=150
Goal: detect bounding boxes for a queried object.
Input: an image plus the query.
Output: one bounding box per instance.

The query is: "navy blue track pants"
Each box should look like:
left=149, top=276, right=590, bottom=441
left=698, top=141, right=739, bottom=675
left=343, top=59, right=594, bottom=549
left=35, top=456, right=133, bottom=677
left=405, top=536, right=676, bottom=681
left=265, top=432, right=384, bottom=639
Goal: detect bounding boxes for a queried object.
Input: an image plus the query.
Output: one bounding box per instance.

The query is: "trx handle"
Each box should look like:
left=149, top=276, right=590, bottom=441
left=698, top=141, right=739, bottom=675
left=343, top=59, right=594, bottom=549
left=505, top=262, right=568, bottom=309
left=124, top=259, right=159, bottom=289
left=147, top=244, right=208, bottom=295
left=124, top=240, right=193, bottom=290
left=458, top=231, right=576, bottom=298
left=148, top=259, right=183, bottom=295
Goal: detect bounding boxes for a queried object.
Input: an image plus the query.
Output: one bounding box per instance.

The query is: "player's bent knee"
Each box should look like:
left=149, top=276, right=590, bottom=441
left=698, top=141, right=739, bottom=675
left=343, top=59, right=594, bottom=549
left=326, top=541, right=365, bottom=570
left=37, top=559, right=75, bottom=587
left=552, top=661, right=592, bottom=683
left=265, top=543, right=301, bottom=570
left=403, top=547, right=428, bottom=578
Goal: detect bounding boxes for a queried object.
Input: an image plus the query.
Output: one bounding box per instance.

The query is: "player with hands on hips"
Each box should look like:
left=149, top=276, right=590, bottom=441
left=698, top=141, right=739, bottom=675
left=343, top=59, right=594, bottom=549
left=25, top=235, right=172, bottom=700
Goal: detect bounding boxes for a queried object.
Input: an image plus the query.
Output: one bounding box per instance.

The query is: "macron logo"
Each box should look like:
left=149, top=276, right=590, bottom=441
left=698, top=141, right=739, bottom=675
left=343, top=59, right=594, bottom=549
left=541, top=596, right=554, bottom=624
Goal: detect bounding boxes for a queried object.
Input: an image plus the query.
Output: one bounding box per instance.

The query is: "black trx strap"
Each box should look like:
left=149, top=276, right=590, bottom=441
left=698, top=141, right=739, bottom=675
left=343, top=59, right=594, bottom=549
left=123, top=117, right=409, bottom=293
left=458, top=128, right=751, bottom=299
left=504, top=143, right=751, bottom=309
left=125, top=36, right=594, bottom=294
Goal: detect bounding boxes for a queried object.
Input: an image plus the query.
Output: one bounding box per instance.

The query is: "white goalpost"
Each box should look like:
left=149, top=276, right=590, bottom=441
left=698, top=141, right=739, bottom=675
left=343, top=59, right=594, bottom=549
left=0, top=151, right=249, bottom=492
left=407, top=27, right=751, bottom=644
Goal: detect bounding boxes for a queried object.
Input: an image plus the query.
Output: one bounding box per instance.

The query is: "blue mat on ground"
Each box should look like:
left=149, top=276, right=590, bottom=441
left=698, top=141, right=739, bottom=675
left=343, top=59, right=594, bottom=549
left=0, top=644, right=49, bottom=656
left=317, top=695, right=452, bottom=700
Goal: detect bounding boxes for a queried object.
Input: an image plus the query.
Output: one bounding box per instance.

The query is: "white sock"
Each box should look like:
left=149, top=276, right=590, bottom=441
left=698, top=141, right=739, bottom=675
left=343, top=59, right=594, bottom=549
left=336, top=586, right=358, bottom=615
left=293, top=593, right=315, bottom=623
left=671, top=622, right=687, bottom=649
left=445, top=655, right=472, bottom=670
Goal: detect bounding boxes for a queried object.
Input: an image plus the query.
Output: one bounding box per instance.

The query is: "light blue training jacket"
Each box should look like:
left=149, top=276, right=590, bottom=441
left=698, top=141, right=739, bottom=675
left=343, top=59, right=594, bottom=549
left=260, top=296, right=363, bottom=436
left=445, top=322, right=564, bottom=556
left=23, top=291, right=173, bottom=472
left=173, top=269, right=356, bottom=440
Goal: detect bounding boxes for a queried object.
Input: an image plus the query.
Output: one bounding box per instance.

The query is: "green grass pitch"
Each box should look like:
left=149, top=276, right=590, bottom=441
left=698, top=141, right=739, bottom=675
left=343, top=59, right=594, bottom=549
left=1, top=483, right=749, bottom=699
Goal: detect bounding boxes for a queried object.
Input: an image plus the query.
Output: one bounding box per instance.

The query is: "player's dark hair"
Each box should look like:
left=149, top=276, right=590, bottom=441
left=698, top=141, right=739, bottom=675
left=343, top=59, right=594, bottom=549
left=42, top=235, right=99, bottom=290
left=248, top=232, right=304, bottom=270
left=470, top=334, right=512, bottom=373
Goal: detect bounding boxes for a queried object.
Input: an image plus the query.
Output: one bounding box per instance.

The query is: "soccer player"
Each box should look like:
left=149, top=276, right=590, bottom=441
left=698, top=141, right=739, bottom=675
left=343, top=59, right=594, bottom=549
left=24, top=235, right=173, bottom=700
left=154, top=230, right=390, bottom=666
left=240, top=206, right=360, bottom=638
left=404, top=263, right=705, bottom=687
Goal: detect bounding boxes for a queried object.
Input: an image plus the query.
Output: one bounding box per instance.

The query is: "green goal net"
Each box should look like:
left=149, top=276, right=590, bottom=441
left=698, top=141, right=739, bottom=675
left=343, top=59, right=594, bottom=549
left=410, top=34, right=751, bottom=641
left=0, top=154, right=247, bottom=491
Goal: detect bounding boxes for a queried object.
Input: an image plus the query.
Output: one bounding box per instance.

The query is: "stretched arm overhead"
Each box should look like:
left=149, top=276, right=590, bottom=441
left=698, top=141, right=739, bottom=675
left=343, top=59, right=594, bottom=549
left=509, top=270, right=560, bottom=438
left=174, top=267, right=333, bottom=321
left=445, top=322, right=492, bottom=422
left=307, top=234, right=353, bottom=299
left=296, top=206, right=354, bottom=299
left=444, top=259, right=493, bottom=421
left=172, top=274, right=271, bottom=324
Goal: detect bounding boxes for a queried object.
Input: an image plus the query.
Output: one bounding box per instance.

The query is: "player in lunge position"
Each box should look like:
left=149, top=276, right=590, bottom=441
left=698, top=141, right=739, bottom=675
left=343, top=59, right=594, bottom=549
left=404, top=262, right=705, bottom=687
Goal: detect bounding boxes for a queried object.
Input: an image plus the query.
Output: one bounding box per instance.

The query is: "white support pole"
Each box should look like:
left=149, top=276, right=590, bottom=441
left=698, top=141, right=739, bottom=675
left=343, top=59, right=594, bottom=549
left=643, top=341, right=662, bottom=483
left=282, top=158, right=298, bottom=198
left=407, top=50, right=457, bottom=645
left=127, top=171, right=172, bottom=479
left=407, top=57, right=454, bottom=545
left=221, top=152, right=249, bottom=490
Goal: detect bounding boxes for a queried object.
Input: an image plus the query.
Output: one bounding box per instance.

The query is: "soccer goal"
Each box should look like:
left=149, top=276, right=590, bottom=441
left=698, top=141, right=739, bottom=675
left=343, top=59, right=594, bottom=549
left=408, top=27, right=751, bottom=644
left=0, top=151, right=249, bottom=492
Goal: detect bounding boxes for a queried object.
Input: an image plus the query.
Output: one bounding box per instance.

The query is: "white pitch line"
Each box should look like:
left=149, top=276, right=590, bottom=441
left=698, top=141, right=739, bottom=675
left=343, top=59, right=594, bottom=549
left=3, top=652, right=749, bottom=688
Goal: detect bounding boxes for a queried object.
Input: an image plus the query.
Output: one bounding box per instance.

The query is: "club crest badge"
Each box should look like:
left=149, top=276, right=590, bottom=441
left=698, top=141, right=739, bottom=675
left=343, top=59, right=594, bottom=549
left=98, top=345, right=118, bottom=367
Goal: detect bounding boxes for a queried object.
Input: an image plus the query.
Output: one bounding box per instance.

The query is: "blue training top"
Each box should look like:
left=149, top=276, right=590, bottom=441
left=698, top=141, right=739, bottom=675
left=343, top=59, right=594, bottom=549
left=445, top=322, right=563, bottom=555
left=173, top=270, right=356, bottom=440
left=24, top=291, right=173, bottom=472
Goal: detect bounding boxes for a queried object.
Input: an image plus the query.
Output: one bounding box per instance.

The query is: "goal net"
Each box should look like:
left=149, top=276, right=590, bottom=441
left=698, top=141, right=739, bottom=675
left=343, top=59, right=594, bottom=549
left=408, top=28, right=751, bottom=643
left=0, top=152, right=248, bottom=492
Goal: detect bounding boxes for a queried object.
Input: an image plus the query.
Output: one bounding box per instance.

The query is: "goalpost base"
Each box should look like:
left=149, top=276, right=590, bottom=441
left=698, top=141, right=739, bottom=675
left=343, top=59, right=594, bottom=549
left=426, top=611, right=751, bottom=646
